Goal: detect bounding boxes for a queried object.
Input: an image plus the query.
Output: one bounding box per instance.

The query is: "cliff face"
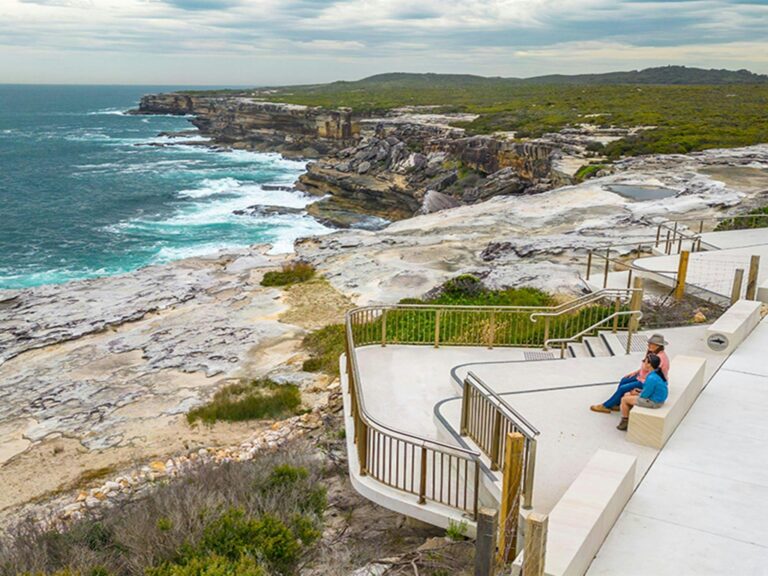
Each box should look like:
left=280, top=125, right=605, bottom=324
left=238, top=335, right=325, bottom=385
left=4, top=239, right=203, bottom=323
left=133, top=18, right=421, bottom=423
left=135, top=92, right=566, bottom=227
left=136, top=94, right=359, bottom=157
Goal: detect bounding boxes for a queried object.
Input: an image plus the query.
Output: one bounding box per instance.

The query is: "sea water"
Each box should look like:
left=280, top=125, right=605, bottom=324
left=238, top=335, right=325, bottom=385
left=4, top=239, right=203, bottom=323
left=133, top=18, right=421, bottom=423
left=0, top=85, right=329, bottom=290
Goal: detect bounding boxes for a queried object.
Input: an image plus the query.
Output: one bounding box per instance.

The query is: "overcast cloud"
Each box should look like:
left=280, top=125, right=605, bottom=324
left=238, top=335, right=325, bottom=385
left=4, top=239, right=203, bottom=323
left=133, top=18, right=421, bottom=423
left=0, top=0, right=766, bottom=84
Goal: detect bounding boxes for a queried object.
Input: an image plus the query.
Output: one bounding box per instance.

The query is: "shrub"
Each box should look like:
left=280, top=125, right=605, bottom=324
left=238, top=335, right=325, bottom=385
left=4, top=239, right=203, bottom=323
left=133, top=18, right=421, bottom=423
left=146, top=554, right=266, bottom=576
left=714, top=206, right=768, bottom=231
left=260, top=262, right=315, bottom=287
left=186, top=379, right=301, bottom=425
left=574, top=164, right=605, bottom=182
left=301, top=324, right=346, bottom=376
left=1, top=447, right=326, bottom=576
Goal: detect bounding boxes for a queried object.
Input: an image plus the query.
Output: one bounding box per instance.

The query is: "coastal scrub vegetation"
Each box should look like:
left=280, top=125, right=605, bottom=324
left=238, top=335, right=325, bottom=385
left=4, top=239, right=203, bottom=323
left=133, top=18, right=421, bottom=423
left=260, top=262, right=315, bottom=287
left=714, top=206, right=768, bottom=231
left=300, top=275, right=629, bottom=376
left=186, top=379, right=301, bottom=425
left=251, top=77, right=768, bottom=158
left=1, top=449, right=326, bottom=576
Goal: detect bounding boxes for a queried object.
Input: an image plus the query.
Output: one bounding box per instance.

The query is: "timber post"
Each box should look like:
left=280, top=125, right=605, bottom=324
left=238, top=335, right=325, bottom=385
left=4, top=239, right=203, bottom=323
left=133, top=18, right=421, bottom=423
left=475, top=508, right=498, bottom=576
left=498, top=432, right=524, bottom=564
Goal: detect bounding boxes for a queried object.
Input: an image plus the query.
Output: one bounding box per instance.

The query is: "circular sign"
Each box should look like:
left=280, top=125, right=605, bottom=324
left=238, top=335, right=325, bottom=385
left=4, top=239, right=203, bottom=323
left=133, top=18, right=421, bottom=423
left=707, top=333, right=730, bottom=352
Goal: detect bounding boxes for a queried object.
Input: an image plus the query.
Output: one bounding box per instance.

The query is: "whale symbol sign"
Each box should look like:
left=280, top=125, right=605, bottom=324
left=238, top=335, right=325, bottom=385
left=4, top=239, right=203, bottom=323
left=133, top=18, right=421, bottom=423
left=707, top=333, right=729, bottom=351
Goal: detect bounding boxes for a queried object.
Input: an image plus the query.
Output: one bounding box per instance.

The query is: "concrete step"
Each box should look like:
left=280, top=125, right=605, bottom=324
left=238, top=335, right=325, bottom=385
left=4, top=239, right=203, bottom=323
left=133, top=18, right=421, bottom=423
left=584, top=336, right=611, bottom=358
left=568, top=342, right=591, bottom=358
left=599, top=331, right=624, bottom=356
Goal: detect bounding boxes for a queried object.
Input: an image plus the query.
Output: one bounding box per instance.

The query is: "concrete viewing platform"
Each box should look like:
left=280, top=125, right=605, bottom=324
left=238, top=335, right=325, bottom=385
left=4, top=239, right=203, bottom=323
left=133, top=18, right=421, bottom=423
left=354, top=324, right=728, bottom=516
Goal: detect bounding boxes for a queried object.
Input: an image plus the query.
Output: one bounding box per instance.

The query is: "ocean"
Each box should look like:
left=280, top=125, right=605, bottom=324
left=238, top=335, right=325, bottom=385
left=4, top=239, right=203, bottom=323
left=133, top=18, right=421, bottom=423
left=0, top=85, right=328, bottom=290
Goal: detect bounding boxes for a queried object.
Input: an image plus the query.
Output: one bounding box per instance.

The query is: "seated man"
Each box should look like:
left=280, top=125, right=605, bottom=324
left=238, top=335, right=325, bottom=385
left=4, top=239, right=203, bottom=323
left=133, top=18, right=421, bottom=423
left=616, top=353, right=668, bottom=431
left=590, top=333, right=669, bottom=414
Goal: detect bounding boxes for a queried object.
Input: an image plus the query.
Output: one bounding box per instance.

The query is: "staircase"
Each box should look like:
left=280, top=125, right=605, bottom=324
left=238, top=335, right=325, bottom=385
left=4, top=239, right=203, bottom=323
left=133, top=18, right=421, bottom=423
left=524, top=331, right=646, bottom=361
left=567, top=331, right=647, bottom=359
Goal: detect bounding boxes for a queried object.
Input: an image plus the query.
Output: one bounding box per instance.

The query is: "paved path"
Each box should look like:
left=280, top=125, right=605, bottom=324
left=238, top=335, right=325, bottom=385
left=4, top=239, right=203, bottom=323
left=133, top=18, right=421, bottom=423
left=588, top=316, right=768, bottom=576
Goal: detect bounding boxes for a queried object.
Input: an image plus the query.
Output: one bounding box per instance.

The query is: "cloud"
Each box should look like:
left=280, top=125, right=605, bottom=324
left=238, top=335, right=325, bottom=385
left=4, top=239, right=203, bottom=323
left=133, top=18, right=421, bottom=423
left=1, top=0, right=767, bottom=84
left=161, top=0, right=240, bottom=10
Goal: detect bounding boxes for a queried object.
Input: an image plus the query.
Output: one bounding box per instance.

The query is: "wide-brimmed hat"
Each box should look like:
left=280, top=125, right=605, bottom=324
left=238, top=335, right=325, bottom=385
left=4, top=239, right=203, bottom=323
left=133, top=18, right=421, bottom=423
left=647, top=333, right=669, bottom=347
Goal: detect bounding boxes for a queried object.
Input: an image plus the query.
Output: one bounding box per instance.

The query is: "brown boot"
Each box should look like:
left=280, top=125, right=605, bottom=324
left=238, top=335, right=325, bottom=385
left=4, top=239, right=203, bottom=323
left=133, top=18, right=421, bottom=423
left=616, top=417, right=629, bottom=431
left=590, top=404, right=611, bottom=414
left=611, top=405, right=620, bottom=412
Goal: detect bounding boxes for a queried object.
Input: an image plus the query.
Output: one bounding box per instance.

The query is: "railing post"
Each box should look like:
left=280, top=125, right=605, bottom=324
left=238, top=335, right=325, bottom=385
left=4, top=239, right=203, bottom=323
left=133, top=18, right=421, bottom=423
left=460, top=379, right=470, bottom=435
left=522, top=512, right=549, bottom=576
left=746, top=255, right=760, bottom=300
left=655, top=224, right=661, bottom=247
left=357, top=419, right=368, bottom=476
left=628, top=277, right=644, bottom=351
left=498, top=432, right=524, bottom=564
left=665, top=230, right=671, bottom=255
left=475, top=508, right=498, bottom=576
left=699, top=219, right=704, bottom=234
left=434, top=309, right=441, bottom=348
left=612, top=296, right=621, bottom=333
left=381, top=309, right=387, bottom=347
left=731, top=268, right=745, bottom=304
left=522, top=438, right=536, bottom=510
left=543, top=316, right=550, bottom=344
left=586, top=250, right=593, bottom=280
left=418, top=446, right=427, bottom=504
left=488, top=310, right=496, bottom=349
left=603, top=248, right=610, bottom=289
left=674, top=250, right=690, bottom=300
left=490, top=410, right=502, bottom=471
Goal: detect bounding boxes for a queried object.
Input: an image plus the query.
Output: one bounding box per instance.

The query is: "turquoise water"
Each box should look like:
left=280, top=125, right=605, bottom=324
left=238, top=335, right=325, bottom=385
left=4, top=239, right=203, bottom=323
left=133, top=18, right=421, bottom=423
left=0, top=85, right=327, bottom=289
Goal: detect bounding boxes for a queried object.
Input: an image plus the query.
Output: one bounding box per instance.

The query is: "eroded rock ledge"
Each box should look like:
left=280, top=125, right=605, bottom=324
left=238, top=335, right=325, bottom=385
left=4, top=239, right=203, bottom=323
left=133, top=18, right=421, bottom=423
left=133, top=93, right=569, bottom=227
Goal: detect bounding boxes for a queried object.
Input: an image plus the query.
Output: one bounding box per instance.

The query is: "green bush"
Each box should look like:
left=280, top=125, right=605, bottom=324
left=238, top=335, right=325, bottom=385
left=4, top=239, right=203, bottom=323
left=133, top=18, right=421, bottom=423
left=186, top=379, right=301, bottom=425
left=146, top=554, right=266, bottom=576
left=261, top=262, right=315, bottom=287
left=714, top=206, right=768, bottom=231
left=301, top=324, right=346, bottom=376
left=574, top=164, right=605, bottom=182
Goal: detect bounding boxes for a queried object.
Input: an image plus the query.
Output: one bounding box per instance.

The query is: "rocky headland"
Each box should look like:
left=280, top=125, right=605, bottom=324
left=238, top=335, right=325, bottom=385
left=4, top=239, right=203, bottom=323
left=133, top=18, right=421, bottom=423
left=2, top=90, right=767, bottom=572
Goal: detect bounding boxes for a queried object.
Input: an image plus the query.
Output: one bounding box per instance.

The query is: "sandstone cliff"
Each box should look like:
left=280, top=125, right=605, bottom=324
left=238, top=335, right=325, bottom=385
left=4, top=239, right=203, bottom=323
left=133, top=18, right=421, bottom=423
left=135, top=93, right=567, bottom=226
left=136, top=94, right=359, bottom=157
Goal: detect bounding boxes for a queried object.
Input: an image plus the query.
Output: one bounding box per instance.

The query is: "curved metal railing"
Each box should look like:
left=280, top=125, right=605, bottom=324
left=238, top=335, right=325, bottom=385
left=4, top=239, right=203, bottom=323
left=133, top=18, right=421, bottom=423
left=345, top=310, right=482, bottom=518
left=344, top=289, right=643, bottom=517
left=461, top=372, right=539, bottom=509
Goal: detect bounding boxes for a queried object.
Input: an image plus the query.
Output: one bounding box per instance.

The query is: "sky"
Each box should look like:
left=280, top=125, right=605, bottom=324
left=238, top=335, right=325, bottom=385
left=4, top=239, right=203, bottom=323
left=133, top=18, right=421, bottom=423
left=1, top=0, right=767, bottom=85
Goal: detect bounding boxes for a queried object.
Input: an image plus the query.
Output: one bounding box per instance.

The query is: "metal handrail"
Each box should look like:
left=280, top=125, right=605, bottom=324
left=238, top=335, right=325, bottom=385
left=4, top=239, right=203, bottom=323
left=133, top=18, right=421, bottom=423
left=466, top=372, right=539, bottom=438
left=345, top=310, right=482, bottom=518
left=544, top=310, right=643, bottom=357
left=462, top=372, right=538, bottom=509
left=530, top=288, right=637, bottom=321
left=345, top=318, right=478, bottom=456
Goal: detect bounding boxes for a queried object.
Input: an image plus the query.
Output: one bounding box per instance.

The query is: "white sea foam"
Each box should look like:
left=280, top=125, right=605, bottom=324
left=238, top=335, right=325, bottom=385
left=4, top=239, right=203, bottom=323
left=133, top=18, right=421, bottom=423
left=87, top=108, right=127, bottom=116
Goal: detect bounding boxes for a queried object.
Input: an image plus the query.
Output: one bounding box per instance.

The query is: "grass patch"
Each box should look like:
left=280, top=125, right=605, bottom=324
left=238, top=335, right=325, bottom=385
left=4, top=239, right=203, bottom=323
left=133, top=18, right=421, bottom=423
left=261, top=262, right=315, bottom=287
left=186, top=379, right=301, bottom=425
left=302, top=324, right=346, bottom=377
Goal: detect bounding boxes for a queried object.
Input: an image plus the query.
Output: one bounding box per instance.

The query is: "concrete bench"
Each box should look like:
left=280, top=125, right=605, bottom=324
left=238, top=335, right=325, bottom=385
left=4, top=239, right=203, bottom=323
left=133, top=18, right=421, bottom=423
left=627, top=355, right=706, bottom=449
left=512, top=450, right=636, bottom=576
left=706, top=299, right=762, bottom=355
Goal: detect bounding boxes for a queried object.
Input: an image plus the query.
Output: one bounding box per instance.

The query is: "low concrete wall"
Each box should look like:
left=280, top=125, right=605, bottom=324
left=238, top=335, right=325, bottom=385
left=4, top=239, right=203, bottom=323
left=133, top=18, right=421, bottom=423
left=512, top=450, right=636, bottom=576
left=627, top=355, right=706, bottom=449
left=705, top=299, right=762, bottom=355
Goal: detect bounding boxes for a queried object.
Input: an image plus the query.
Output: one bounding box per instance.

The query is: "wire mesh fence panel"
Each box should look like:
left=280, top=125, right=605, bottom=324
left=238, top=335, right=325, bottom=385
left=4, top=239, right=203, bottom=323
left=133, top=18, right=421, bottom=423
left=685, top=253, right=753, bottom=300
